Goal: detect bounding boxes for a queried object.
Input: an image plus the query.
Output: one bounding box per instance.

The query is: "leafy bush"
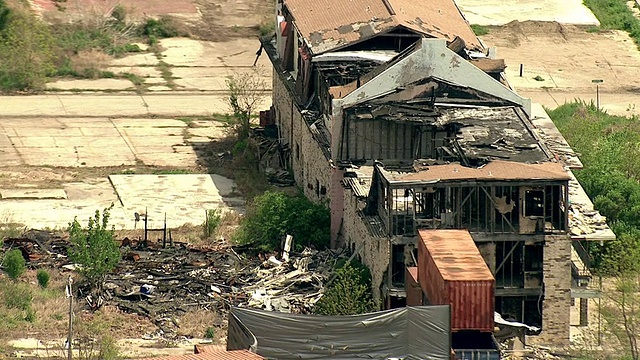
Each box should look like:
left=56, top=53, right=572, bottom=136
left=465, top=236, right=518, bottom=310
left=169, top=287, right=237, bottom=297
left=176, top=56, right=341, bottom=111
left=202, top=209, right=222, bottom=239
left=234, top=191, right=330, bottom=251
left=0, top=7, right=55, bottom=91
left=314, top=261, right=376, bottom=315
left=36, top=269, right=50, bottom=288
left=3, top=249, right=25, bottom=280
left=140, top=16, right=183, bottom=39
left=68, top=205, right=120, bottom=287
left=0, top=0, right=9, bottom=32
left=204, top=326, right=216, bottom=339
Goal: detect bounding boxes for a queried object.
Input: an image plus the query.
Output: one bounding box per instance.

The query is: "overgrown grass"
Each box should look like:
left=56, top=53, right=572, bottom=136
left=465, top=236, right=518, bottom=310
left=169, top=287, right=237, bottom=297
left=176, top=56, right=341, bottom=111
left=258, top=19, right=276, bottom=36
left=583, top=0, right=640, bottom=47
left=548, top=102, right=640, bottom=274
left=470, top=24, right=489, bottom=36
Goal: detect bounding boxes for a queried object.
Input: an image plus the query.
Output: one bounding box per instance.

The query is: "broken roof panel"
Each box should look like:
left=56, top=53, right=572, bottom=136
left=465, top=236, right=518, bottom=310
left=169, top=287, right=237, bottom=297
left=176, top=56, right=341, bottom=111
left=284, top=0, right=482, bottom=54
left=379, top=160, right=571, bottom=184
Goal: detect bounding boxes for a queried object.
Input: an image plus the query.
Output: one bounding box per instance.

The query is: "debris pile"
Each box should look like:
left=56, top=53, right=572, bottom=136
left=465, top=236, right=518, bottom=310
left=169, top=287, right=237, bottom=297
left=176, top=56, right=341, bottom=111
left=568, top=180, right=609, bottom=236
left=1, top=231, right=340, bottom=337
left=499, top=342, right=563, bottom=360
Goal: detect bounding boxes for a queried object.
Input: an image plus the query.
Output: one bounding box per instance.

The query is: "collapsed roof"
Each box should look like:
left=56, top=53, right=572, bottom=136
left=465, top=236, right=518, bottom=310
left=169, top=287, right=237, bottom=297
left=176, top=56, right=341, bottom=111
left=283, top=0, right=482, bottom=54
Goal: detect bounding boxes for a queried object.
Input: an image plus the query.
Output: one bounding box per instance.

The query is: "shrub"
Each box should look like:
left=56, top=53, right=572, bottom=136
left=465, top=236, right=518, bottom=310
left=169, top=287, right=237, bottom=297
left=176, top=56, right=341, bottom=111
left=234, top=191, right=330, bottom=251
left=470, top=24, right=489, bottom=36
left=140, top=16, right=183, bottom=39
left=68, top=205, right=120, bottom=288
left=0, top=7, right=55, bottom=91
left=314, top=261, right=376, bottom=316
left=204, top=326, right=216, bottom=339
left=202, top=209, right=222, bottom=239
left=36, top=269, right=50, bottom=288
left=3, top=249, right=26, bottom=280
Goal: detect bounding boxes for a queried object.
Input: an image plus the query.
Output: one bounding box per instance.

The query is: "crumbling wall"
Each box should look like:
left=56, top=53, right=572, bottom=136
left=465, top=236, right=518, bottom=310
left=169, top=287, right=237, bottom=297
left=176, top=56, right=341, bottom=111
left=272, top=70, right=332, bottom=205
left=343, top=188, right=389, bottom=306
left=477, top=242, right=496, bottom=274
left=529, top=234, right=571, bottom=346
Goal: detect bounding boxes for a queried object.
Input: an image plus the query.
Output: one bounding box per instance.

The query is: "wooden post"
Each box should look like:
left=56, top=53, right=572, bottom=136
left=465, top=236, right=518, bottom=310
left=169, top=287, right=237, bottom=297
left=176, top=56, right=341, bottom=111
left=66, top=276, right=73, bottom=360
left=163, top=213, right=167, bottom=248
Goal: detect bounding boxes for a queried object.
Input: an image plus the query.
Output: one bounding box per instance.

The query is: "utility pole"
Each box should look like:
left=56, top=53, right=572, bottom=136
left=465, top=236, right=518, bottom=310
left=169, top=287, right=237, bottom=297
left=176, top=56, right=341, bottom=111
left=66, top=275, right=73, bottom=360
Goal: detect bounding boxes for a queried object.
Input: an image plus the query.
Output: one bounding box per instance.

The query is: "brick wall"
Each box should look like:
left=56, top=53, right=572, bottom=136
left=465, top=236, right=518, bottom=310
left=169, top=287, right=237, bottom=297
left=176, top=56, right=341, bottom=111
left=272, top=72, right=344, bottom=246
left=343, top=188, right=389, bottom=306
left=530, top=234, right=572, bottom=347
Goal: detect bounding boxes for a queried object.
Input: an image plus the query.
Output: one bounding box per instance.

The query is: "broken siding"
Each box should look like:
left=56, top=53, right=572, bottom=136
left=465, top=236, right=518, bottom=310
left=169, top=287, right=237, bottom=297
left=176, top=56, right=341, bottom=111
left=342, top=118, right=424, bottom=161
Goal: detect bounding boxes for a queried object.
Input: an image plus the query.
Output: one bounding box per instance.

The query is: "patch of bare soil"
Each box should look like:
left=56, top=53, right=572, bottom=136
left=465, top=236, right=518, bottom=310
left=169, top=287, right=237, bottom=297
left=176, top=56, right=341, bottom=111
left=0, top=165, right=206, bottom=188
left=481, top=20, right=640, bottom=92
left=188, top=0, right=273, bottom=41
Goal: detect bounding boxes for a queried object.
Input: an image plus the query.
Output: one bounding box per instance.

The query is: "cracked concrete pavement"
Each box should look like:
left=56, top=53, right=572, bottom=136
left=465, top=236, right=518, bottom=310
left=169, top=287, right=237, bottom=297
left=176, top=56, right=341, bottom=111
left=0, top=37, right=273, bottom=231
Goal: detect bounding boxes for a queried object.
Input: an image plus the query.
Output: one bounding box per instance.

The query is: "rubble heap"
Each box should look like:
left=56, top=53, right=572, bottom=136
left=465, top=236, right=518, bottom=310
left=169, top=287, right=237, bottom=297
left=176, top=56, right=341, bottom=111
left=1, top=231, right=341, bottom=336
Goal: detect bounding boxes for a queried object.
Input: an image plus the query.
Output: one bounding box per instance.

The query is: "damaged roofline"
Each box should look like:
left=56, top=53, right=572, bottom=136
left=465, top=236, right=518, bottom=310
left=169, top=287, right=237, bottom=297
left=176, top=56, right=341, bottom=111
left=338, top=38, right=532, bottom=117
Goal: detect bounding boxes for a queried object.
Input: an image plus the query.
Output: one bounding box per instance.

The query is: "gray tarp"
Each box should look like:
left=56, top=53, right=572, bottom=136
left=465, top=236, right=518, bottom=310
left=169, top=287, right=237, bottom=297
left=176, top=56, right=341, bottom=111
left=228, top=306, right=451, bottom=359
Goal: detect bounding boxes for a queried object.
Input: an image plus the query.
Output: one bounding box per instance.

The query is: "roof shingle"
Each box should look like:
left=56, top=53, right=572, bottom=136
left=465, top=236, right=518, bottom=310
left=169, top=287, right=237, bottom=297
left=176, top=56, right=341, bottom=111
left=284, top=0, right=482, bottom=54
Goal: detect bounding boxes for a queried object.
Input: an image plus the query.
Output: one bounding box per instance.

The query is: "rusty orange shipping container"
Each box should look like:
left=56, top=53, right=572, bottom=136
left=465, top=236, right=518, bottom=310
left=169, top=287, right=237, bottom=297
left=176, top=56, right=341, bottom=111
left=417, top=229, right=495, bottom=332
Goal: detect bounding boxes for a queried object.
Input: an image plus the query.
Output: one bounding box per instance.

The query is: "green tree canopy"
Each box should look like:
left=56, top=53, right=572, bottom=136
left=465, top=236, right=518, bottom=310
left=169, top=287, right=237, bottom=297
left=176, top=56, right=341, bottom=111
left=68, top=205, right=120, bottom=287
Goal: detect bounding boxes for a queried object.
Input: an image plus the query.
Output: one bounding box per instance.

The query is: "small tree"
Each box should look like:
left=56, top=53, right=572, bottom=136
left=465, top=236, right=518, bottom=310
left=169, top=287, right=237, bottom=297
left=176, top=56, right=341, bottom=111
left=225, top=69, right=266, bottom=140
left=68, top=205, right=120, bottom=288
left=3, top=248, right=26, bottom=280
left=314, top=261, right=377, bottom=316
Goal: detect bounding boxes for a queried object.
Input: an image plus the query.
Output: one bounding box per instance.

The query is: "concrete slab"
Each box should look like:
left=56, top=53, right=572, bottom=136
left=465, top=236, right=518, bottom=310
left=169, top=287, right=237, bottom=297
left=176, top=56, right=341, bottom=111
left=0, top=94, right=272, bottom=117
left=111, top=118, right=188, bottom=127
left=109, top=174, right=243, bottom=228
left=147, top=85, right=173, bottom=91
left=171, top=67, right=271, bottom=91
left=1, top=189, right=67, bottom=200
left=111, top=53, right=160, bottom=67
left=107, top=66, right=162, bottom=78
left=46, top=79, right=135, bottom=91
left=456, top=0, right=600, bottom=26
left=159, top=38, right=273, bottom=69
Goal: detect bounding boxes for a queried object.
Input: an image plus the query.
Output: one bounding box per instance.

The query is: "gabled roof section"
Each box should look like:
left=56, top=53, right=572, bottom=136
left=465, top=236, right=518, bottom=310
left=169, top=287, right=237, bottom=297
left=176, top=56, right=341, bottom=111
left=284, top=0, right=482, bottom=55
left=338, top=38, right=531, bottom=116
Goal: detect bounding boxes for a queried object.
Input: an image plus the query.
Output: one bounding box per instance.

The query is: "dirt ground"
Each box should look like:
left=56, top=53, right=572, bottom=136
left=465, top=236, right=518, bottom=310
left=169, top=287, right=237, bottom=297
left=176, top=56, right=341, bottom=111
left=480, top=21, right=640, bottom=116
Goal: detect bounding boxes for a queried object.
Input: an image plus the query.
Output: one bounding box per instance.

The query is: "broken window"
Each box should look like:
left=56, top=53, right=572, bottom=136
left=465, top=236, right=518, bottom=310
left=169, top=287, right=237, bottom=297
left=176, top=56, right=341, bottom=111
left=496, top=296, right=543, bottom=328
left=523, top=189, right=544, bottom=217
left=496, top=241, right=524, bottom=288
left=391, top=244, right=406, bottom=286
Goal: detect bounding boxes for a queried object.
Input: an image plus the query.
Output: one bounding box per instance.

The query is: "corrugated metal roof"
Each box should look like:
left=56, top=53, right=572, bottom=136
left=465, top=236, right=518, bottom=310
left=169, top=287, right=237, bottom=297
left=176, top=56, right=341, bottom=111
left=135, top=349, right=265, bottom=360
left=418, top=229, right=494, bottom=281
left=284, top=0, right=482, bottom=54
left=343, top=177, right=371, bottom=198
left=381, top=160, right=570, bottom=183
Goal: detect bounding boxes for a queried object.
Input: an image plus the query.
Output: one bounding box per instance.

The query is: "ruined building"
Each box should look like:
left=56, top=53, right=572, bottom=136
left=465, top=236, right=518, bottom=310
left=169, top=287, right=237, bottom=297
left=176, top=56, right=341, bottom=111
left=261, top=0, right=614, bottom=346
